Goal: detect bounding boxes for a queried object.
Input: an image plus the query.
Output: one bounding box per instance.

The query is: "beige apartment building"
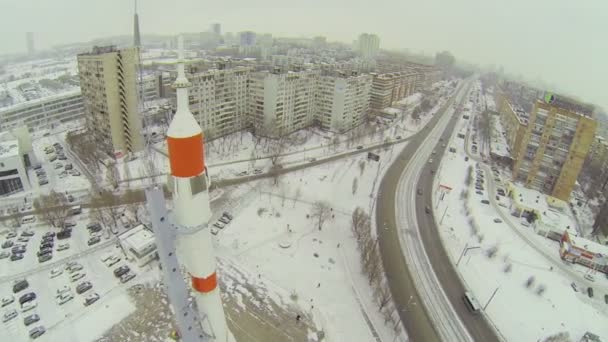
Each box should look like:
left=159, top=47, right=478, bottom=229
left=511, top=95, right=596, bottom=201
left=497, top=96, right=528, bottom=162
left=369, top=72, right=416, bottom=114
left=315, top=71, right=372, bottom=132
left=77, top=46, right=143, bottom=158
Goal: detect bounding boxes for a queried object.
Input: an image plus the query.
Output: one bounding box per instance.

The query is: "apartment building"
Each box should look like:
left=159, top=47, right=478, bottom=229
left=497, top=96, right=528, bottom=162
left=356, top=33, right=380, bottom=59
left=248, top=69, right=317, bottom=136
left=512, top=94, right=596, bottom=201
left=0, top=90, right=84, bottom=131
left=77, top=46, right=144, bottom=158
left=184, top=62, right=252, bottom=138
left=369, top=72, right=416, bottom=114
left=315, top=71, right=372, bottom=132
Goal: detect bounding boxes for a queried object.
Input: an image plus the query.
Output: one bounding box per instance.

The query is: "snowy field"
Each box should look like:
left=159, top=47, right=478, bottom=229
left=433, top=84, right=608, bottom=341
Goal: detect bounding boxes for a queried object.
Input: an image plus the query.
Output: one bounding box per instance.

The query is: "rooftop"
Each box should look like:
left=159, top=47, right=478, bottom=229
left=120, top=224, right=155, bottom=252
left=0, top=140, right=19, bottom=158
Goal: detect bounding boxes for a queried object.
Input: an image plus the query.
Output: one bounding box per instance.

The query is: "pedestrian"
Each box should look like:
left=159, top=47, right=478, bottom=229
left=317, top=282, right=320, bottom=288
left=337, top=243, right=340, bottom=248
left=296, top=314, right=301, bottom=322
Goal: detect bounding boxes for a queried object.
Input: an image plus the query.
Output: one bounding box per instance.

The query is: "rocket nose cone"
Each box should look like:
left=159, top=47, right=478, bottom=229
left=168, top=109, right=202, bottom=139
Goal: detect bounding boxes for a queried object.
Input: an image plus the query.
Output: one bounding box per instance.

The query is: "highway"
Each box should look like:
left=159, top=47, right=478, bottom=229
left=376, top=80, right=500, bottom=342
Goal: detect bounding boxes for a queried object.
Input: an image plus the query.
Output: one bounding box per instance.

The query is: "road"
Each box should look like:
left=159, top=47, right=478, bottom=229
left=376, top=80, right=500, bottom=342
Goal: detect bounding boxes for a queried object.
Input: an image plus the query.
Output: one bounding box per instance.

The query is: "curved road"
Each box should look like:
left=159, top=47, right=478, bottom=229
left=376, top=80, right=500, bottom=342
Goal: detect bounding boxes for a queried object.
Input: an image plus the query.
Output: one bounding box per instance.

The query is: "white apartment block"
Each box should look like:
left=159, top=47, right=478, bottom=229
left=0, top=90, right=84, bottom=131
left=77, top=46, right=144, bottom=158
left=357, top=33, right=380, bottom=59
left=248, top=69, right=317, bottom=136
left=315, top=71, right=372, bottom=132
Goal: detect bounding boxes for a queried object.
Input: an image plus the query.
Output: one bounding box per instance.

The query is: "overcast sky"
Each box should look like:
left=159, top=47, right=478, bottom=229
left=0, top=0, right=606, bottom=109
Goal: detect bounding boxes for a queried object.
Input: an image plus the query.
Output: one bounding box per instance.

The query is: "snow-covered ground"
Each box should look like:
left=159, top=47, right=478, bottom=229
left=433, top=81, right=608, bottom=341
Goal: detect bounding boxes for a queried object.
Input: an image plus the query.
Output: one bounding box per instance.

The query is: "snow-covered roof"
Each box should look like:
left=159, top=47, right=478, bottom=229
left=120, top=224, right=156, bottom=254
left=569, top=234, right=608, bottom=257
left=0, top=140, right=19, bottom=158
left=0, top=88, right=81, bottom=114
left=490, top=117, right=511, bottom=158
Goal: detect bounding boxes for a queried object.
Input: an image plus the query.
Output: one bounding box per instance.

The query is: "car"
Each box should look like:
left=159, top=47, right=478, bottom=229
left=90, top=232, right=102, bottom=239
left=87, top=222, right=102, bottom=231
left=11, top=253, right=24, bottom=261
left=57, top=243, right=70, bottom=251
left=588, top=287, right=594, bottom=298
left=417, top=188, right=422, bottom=196
left=43, top=231, right=55, bottom=238
left=481, top=200, right=490, bottom=205
left=70, top=272, right=85, bottom=282
left=253, top=169, right=263, bottom=175
left=84, top=293, right=100, bottom=306
left=605, top=294, right=608, bottom=305
left=213, top=222, right=225, bottom=229
left=57, top=293, right=74, bottom=305
left=23, top=313, right=40, bottom=326
left=58, top=154, right=67, bottom=161
left=210, top=227, right=219, bottom=235
left=584, top=274, right=595, bottom=282
left=17, top=236, right=29, bottom=243
left=3, top=309, right=17, bottom=323
left=218, top=217, right=229, bottom=224
left=37, top=249, right=52, bottom=257
left=428, top=159, right=433, bottom=164
left=71, top=171, right=81, bottom=176
left=40, top=241, right=53, bottom=249
left=222, top=212, right=233, bottom=220
left=571, top=282, right=578, bottom=292
left=19, top=292, right=36, bottom=305
left=465, top=156, right=469, bottom=161
left=50, top=268, right=63, bottom=278
left=76, top=281, right=93, bottom=294
left=68, top=263, right=83, bottom=273
left=21, top=230, right=34, bottom=236
left=0, top=251, right=9, bottom=259
left=432, top=150, right=436, bottom=155
left=237, top=171, right=248, bottom=176
left=356, top=146, right=363, bottom=150
left=493, top=218, right=502, bottom=223
left=67, top=194, right=75, bottom=202
left=65, top=163, right=73, bottom=170
left=56, top=286, right=71, bottom=297
left=105, top=256, right=121, bottom=267
left=21, top=300, right=37, bottom=312
left=120, top=272, right=136, bottom=284
left=57, top=230, right=71, bottom=240
left=475, top=190, right=483, bottom=195
left=1, top=240, right=14, bottom=249
left=1, top=295, right=14, bottom=307
left=100, top=253, right=114, bottom=263
left=63, top=221, right=77, bottom=229
left=114, top=265, right=130, bottom=278
left=13, top=280, right=29, bottom=293
left=54, top=162, right=63, bottom=169
left=87, top=236, right=101, bottom=246
left=7, top=232, right=17, bottom=239
left=430, top=169, right=435, bottom=174
left=396, top=136, right=402, bottom=140
left=29, top=326, right=46, bottom=339
left=425, top=206, right=431, bottom=214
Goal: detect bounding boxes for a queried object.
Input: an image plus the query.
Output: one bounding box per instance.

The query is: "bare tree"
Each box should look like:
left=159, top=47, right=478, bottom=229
left=293, top=187, right=301, bottom=208
left=269, top=164, right=283, bottom=186
left=311, top=201, right=332, bottom=231
left=374, top=281, right=392, bottom=311
left=106, top=161, right=120, bottom=189
left=358, top=160, right=366, bottom=175
left=351, top=207, right=369, bottom=241
left=352, top=177, right=359, bottom=195
left=279, top=185, right=287, bottom=207
left=33, top=191, right=70, bottom=228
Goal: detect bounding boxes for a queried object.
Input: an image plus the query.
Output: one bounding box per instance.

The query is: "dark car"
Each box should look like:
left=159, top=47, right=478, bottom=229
left=37, top=248, right=52, bottom=257
left=57, top=230, right=72, bottom=240
left=38, top=254, right=52, bottom=263
left=40, top=242, right=53, bottom=249
left=19, top=292, right=36, bottom=305
left=356, top=146, right=363, bottom=150
left=2, top=240, right=14, bottom=249
left=222, top=212, right=233, bottom=220
left=481, top=200, right=490, bottom=205
left=13, top=280, right=29, bottom=293
left=588, top=287, right=594, bottom=298
left=604, top=294, right=608, bottom=305
left=11, top=253, right=24, bottom=261
left=21, top=231, right=34, bottom=237
left=7, top=232, right=17, bottom=239
left=41, top=235, right=54, bottom=243
left=43, top=232, right=55, bottom=238
left=113, top=265, right=130, bottom=278
left=87, top=236, right=101, bottom=246
left=24, top=314, right=40, bottom=326
left=87, top=222, right=102, bottom=231
left=76, top=281, right=93, bottom=294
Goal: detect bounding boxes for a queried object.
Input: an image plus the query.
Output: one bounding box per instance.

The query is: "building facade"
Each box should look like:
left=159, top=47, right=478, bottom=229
left=0, top=127, right=35, bottom=196
left=315, top=71, right=371, bottom=132
left=0, top=90, right=84, bottom=131
left=512, top=96, right=597, bottom=201
left=239, top=31, right=257, bottom=46
left=356, top=33, right=380, bottom=59
left=369, top=72, right=416, bottom=114
left=497, top=96, right=528, bottom=163
left=77, top=46, right=144, bottom=158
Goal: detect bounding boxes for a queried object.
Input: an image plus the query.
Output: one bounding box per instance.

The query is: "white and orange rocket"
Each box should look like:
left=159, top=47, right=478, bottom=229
left=167, top=36, right=229, bottom=342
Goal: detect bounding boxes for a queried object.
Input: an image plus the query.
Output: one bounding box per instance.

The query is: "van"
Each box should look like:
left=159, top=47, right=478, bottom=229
left=462, top=291, right=480, bottom=313
left=21, top=215, right=36, bottom=225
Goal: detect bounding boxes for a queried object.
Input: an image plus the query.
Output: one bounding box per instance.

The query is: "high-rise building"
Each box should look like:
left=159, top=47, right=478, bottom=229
left=511, top=94, right=596, bottom=201
left=77, top=46, right=144, bottom=158
left=369, top=72, right=416, bottom=114
left=356, top=33, right=380, bottom=59
left=315, top=71, right=372, bottom=132
left=248, top=69, right=317, bottom=136
left=133, top=0, right=141, bottom=47
left=239, top=31, right=257, bottom=46
left=211, top=23, right=221, bottom=36
left=26, top=32, right=34, bottom=56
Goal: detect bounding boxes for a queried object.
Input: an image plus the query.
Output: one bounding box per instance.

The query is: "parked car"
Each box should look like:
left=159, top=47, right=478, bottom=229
left=40, top=242, right=53, bottom=250
left=87, top=236, right=101, bottom=246
left=2, top=309, right=17, bottom=323
left=84, top=293, right=100, bottom=306
left=56, top=286, right=71, bottom=297
left=481, top=200, right=490, bottom=205
left=57, top=230, right=71, bottom=240
left=63, top=221, right=77, bottom=229
left=417, top=188, right=422, bottom=196
left=213, top=222, right=225, bottom=229
left=19, top=292, right=36, bottom=305
left=37, top=248, right=52, bottom=257
left=222, top=212, right=233, bottom=220
left=87, top=222, right=102, bottom=232
left=13, top=279, right=28, bottom=293
left=57, top=243, right=70, bottom=251
left=38, top=254, right=52, bottom=263
left=588, top=287, right=594, bottom=298
left=253, top=169, right=263, bottom=174
left=70, top=272, right=85, bottom=282
left=218, top=217, right=229, bottom=224
left=2, top=240, right=14, bottom=249
left=493, top=218, right=503, bottom=223
left=211, top=227, right=219, bottom=235
left=584, top=274, right=595, bottom=282
left=67, top=263, right=83, bottom=273
left=29, top=326, right=46, bottom=339
left=113, top=265, right=130, bottom=278
left=1, top=295, right=14, bottom=307
left=105, top=256, right=121, bottom=267
left=0, top=251, right=9, bottom=259
left=17, top=236, right=30, bottom=243
left=49, top=268, right=63, bottom=278
left=76, top=281, right=93, bottom=294
left=7, top=232, right=17, bottom=239
left=11, top=253, right=24, bottom=261
left=571, top=282, right=578, bottom=292
left=57, top=293, right=74, bottom=305
left=23, top=313, right=40, bottom=326
left=120, top=272, right=136, bottom=284
left=21, top=300, right=37, bottom=312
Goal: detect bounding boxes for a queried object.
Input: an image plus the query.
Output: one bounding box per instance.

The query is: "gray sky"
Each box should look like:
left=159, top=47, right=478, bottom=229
left=1, top=0, right=606, bottom=109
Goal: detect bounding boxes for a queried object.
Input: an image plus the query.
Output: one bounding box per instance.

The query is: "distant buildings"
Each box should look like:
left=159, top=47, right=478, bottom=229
left=239, top=31, right=257, bottom=46
left=0, top=127, right=34, bottom=196
left=26, top=32, right=34, bottom=56
left=500, top=93, right=597, bottom=201
left=356, top=33, right=380, bottom=59
left=211, top=23, right=221, bottom=36
left=77, top=46, right=144, bottom=158
left=559, top=231, right=608, bottom=275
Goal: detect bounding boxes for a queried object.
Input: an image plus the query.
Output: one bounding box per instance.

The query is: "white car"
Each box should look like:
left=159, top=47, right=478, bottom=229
left=49, top=268, right=63, bottom=278
left=57, top=243, right=70, bottom=251
left=21, top=300, right=37, bottom=312
left=70, top=272, right=85, bottom=282
left=2, top=309, right=17, bottom=322
left=120, top=272, right=136, bottom=284
left=68, top=264, right=83, bottom=273
left=56, top=285, right=71, bottom=296
left=105, top=256, right=121, bottom=267
left=210, top=227, right=219, bottom=235
left=57, top=293, right=73, bottom=305
left=100, top=253, right=114, bottom=263
left=1, top=295, right=14, bottom=307
left=584, top=274, right=595, bottom=282
left=84, top=293, right=100, bottom=306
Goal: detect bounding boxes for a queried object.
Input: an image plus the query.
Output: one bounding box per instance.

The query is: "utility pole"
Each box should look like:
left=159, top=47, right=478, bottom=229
left=456, top=244, right=480, bottom=266
left=484, top=286, right=500, bottom=311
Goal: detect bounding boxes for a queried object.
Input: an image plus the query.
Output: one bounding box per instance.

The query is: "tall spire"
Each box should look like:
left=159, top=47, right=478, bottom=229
left=133, top=0, right=141, bottom=47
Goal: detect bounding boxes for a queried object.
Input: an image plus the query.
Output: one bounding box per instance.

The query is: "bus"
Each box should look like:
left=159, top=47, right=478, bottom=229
left=462, top=291, right=481, bottom=314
